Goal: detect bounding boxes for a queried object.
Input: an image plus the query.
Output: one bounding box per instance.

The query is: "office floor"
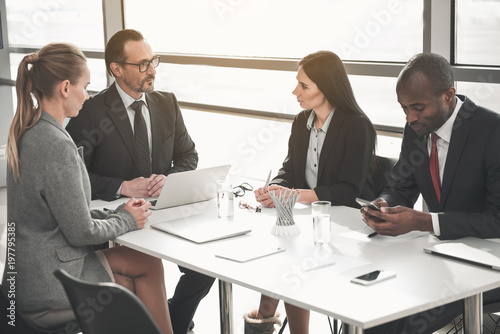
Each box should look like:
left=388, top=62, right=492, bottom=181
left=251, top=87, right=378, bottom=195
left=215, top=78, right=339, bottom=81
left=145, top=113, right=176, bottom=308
left=0, top=186, right=480, bottom=333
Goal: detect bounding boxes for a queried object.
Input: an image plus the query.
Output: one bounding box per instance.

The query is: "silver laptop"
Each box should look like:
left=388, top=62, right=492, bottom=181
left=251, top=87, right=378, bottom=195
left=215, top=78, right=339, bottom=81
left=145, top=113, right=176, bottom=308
left=150, top=165, right=231, bottom=210
left=151, top=214, right=252, bottom=243
left=424, top=237, right=500, bottom=271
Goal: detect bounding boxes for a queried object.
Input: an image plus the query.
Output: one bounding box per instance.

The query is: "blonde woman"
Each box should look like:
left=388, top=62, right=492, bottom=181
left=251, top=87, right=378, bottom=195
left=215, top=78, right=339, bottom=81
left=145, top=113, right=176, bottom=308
left=4, top=43, right=173, bottom=333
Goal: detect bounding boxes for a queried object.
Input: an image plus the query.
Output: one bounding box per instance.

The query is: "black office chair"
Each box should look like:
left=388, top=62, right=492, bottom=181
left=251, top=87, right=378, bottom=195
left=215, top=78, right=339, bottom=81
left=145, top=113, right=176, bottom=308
left=0, top=284, right=77, bottom=334
left=360, top=155, right=398, bottom=201
left=442, top=302, right=500, bottom=334
left=53, top=269, right=162, bottom=334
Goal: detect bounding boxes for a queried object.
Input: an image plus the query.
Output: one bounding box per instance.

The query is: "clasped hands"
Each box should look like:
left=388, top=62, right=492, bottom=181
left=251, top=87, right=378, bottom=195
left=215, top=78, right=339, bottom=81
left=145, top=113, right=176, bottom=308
left=123, top=198, right=152, bottom=229
left=360, top=199, right=434, bottom=236
left=121, top=174, right=166, bottom=198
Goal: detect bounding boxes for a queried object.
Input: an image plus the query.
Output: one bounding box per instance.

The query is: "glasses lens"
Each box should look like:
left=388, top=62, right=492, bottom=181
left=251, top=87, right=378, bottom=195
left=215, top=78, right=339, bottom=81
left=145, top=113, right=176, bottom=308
left=233, top=187, right=245, bottom=197
left=152, top=56, right=160, bottom=68
left=139, top=61, right=148, bottom=72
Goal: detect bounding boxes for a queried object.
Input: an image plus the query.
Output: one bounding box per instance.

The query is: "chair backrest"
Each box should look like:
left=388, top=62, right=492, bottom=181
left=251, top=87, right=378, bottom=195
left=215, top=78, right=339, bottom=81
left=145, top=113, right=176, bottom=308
left=53, top=269, right=162, bottom=334
left=360, top=155, right=398, bottom=201
left=0, top=284, right=75, bottom=334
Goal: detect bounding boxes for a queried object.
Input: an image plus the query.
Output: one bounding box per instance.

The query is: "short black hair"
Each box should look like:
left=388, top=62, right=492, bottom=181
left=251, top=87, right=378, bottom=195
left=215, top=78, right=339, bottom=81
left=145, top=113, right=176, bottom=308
left=398, top=53, right=454, bottom=95
left=104, top=29, right=144, bottom=76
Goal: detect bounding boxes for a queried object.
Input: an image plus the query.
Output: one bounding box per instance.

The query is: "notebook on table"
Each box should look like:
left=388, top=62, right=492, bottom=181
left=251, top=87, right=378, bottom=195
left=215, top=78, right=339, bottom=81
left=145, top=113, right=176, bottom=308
left=150, top=165, right=231, bottom=210
left=151, top=214, right=252, bottom=244
left=424, top=237, right=500, bottom=271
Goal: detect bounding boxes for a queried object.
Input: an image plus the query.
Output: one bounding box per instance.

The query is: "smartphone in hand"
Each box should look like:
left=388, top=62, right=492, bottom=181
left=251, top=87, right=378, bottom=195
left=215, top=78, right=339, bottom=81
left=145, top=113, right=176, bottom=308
left=356, top=198, right=381, bottom=211
left=356, top=198, right=385, bottom=222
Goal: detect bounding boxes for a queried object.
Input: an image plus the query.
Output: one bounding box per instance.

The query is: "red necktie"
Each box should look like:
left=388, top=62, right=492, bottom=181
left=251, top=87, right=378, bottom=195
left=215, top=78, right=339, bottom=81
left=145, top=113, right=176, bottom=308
left=430, top=133, right=441, bottom=202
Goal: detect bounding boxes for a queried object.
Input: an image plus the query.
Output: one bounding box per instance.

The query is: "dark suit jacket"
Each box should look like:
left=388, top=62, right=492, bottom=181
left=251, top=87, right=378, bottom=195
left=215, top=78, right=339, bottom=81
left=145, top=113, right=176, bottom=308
left=381, top=95, right=500, bottom=240
left=272, top=109, right=376, bottom=208
left=66, top=83, right=198, bottom=201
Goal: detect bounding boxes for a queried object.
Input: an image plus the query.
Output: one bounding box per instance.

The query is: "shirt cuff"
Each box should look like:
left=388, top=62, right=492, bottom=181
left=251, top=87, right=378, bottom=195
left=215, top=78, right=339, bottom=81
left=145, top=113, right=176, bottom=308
left=116, top=183, right=123, bottom=198
left=430, top=212, right=441, bottom=236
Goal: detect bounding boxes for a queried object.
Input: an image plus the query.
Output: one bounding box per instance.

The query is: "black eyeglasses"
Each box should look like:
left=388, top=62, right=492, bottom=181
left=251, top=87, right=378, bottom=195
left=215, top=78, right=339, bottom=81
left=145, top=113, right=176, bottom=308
left=232, top=182, right=253, bottom=197
left=118, top=55, right=160, bottom=73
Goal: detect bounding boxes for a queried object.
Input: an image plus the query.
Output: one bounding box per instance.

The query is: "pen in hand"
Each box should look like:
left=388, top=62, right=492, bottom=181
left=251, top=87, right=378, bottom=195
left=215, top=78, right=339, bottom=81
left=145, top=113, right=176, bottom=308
left=367, top=231, right=378, bottom=238
left=264, top=169, right=271, bottom=192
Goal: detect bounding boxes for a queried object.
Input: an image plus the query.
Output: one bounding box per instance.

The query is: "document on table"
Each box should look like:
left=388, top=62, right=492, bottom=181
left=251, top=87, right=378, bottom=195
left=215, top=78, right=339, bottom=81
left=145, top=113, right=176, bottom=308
left=341, top=225, right=429, bottom=244
left=215, top=238, right=285, bottom=263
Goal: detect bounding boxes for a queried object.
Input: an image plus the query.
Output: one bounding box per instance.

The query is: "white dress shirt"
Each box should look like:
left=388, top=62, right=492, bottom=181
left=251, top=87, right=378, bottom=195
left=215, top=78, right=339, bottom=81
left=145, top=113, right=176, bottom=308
left=115, top=83, right=153, bottom=196
left=305, top=109, right=335, bottom=189
left=429, top=96, right=463, bottom=236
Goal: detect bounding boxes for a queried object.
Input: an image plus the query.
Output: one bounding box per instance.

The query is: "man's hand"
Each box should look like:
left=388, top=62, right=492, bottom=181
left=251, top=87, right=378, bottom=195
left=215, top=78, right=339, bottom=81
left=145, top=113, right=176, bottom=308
left=360, top=200, right=434, bottom=236
left=147, top=174, right=166, bottom=197
left=121, top=177, right=151, bottom=198
left=121, top=174, right=166, bottom=198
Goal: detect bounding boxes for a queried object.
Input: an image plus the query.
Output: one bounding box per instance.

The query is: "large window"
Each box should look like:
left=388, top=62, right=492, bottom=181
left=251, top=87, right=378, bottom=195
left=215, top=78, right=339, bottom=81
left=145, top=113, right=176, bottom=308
left=455, top=0, right=500, bottom=66
left=124, top=0, right=423, bottom=61
left=4, top=0, right=500, bottom=177
left=6, top=0, right=104, bottom=49
left=127, top=1, right=414, bottom=130
left=5, top=0, right=106, bottom=109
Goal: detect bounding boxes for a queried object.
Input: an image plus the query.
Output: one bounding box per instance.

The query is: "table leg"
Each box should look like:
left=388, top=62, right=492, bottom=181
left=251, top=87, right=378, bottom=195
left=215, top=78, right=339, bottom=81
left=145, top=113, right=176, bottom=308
left=219, top=279, right=233, bottom=334
left=343, top=323, right=364, bottom=334
left=464, top=293, right=483, bottom=334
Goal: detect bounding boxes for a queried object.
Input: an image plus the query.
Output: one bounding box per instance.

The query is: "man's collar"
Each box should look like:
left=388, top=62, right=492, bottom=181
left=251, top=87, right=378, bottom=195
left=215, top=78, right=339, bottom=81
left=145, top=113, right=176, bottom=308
left=433, top=96, right=463, bottom=143
left=115, top=82, right=148, bottom=108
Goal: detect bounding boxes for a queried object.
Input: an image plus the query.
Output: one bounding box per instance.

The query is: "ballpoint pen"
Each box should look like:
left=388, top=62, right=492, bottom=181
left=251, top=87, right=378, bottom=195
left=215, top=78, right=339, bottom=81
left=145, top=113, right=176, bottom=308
left=367, top=231, right=379, bottom=238
left=264, top=169, right=272, bottom=192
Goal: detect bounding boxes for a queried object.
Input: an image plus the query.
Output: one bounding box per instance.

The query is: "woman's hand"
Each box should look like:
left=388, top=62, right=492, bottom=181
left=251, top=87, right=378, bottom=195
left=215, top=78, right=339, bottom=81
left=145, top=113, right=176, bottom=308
left=124, top=198, right=152, bottom=229
left=254, top=186, right=276, bottom=208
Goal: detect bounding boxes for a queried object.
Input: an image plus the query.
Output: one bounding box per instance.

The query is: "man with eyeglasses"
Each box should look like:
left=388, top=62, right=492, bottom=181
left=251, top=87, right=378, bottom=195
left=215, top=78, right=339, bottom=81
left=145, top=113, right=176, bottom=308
left=66, top=29, right=212, bottom=334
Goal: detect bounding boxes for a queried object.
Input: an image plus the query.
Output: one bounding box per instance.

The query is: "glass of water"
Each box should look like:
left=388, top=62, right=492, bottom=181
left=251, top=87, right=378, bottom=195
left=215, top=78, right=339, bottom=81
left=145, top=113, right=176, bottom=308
left=312, top=201, right=331, bottom=246
left=216, top=180, right=234, bottom=218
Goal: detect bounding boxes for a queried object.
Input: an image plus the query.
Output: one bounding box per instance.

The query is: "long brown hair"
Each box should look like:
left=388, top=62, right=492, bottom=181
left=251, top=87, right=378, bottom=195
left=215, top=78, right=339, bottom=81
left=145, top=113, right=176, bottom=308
left=7, top=43, right=86, bottom=182
left=300, top=50, right=377, bottom=158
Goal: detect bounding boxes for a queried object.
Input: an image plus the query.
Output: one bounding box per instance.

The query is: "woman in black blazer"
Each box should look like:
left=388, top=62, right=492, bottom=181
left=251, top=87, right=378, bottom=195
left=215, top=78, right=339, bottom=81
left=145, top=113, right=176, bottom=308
left=246, top=51, right=377, bottom=334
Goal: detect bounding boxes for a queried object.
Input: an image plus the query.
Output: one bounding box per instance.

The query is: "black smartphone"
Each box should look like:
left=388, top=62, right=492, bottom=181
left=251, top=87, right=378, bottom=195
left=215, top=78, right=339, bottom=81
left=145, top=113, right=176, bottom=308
left=351, top=270, right=396, bottom=286
left=355, top=197, right=381, bottom=211
left=356, top=197, right=385, bottom=222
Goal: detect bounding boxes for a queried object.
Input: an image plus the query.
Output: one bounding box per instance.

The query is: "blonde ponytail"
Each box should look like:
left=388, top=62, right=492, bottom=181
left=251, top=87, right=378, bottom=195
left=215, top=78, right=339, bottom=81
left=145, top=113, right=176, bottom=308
left=7, top=54, right=42, bottom=182
left=7, top=43, right=86, bottom=182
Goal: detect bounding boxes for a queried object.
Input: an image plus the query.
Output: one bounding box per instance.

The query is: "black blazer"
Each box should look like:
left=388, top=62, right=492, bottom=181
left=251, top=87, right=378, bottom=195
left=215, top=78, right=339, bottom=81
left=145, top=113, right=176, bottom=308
left=66, top=83, right=198, bottom=201
left=272, top=109, right=375, bottom=208
left=381, top=95, right=500, bottom=240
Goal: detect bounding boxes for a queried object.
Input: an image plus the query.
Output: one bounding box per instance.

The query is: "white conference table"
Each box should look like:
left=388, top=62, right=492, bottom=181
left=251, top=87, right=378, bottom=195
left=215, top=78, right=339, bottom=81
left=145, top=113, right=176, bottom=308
left=92, top=197, right=500, bottom=334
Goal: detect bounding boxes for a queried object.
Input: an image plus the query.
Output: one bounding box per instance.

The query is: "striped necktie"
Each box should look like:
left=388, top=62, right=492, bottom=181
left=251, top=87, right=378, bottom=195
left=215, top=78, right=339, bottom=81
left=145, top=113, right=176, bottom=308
left=130, top=100, right=151, bottom=177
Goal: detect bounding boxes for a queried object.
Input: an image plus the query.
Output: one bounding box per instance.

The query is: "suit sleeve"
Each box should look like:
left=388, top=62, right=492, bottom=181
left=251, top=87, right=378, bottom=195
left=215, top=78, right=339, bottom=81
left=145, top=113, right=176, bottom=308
left=167, top=94, right=198, bottom=174
left=379, top=125, right=421, bottom=208
left=66, top=103, right=124, bottom=201
left=438, top=125, right=500, bottom=239
left=314, top=116, right=374, bottom=206
left=42, top=139, right=137, bottom=247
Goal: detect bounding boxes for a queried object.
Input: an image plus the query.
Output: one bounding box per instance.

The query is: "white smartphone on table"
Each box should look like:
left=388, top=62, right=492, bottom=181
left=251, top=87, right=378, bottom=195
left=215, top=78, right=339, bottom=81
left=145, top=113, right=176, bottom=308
left=351, top=269, right=396, bottom=286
